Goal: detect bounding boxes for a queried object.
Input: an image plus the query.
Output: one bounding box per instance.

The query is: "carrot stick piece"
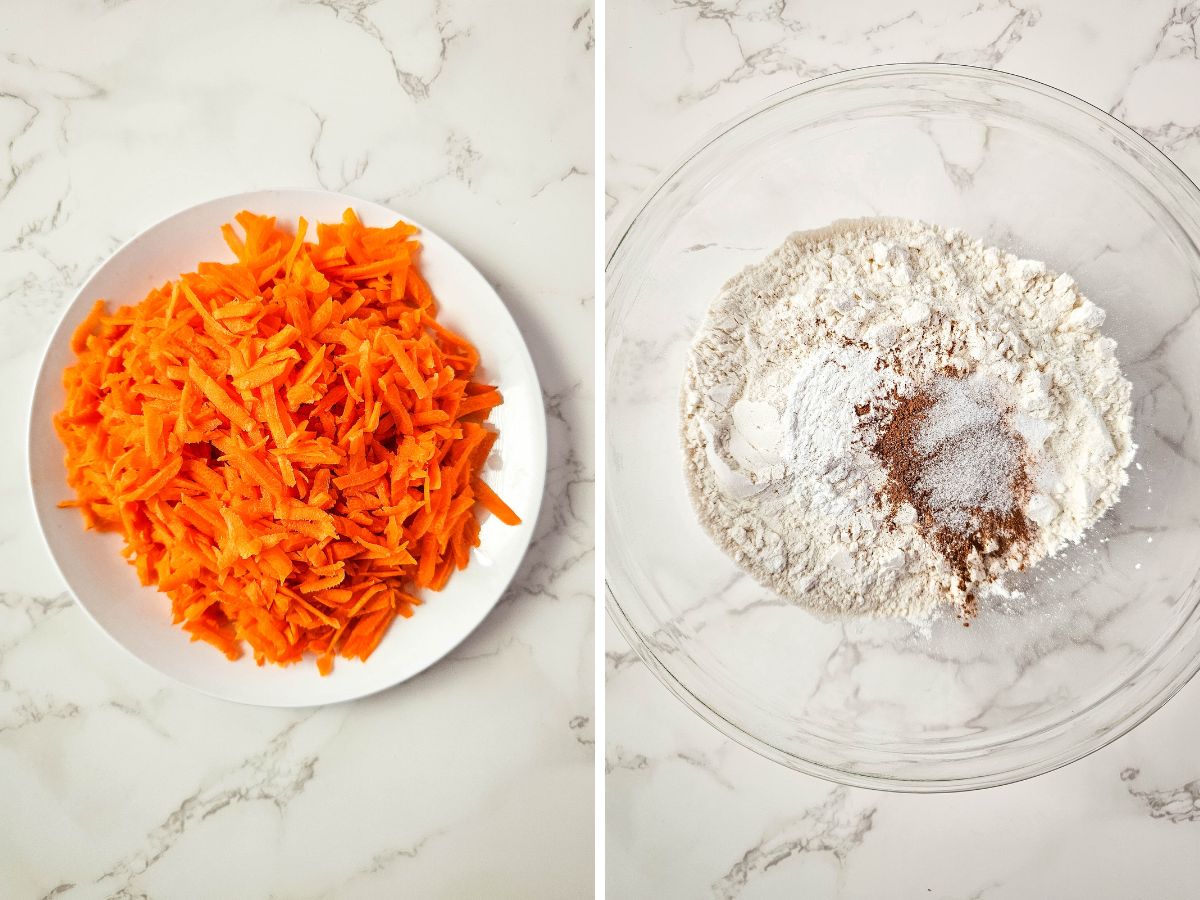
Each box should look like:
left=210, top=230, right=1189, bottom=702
left=188, top=359, right=255, bottom=433
left=123, top=454, right=182, bottom=502
left=259, top=385, right=289, bottom=446
left=332, top=460, right=389, bottom=491
left=455, top=390, right=503, bottom=417
left=221, top=222, right=247, bottom=260
left=180, top=282, right=234, bottom=340
left=232, top=360, right=288, bottom=392
left=380, top=333, right=430, bottom=399
left=472, top=479, right=521, bottom=526
left=265, top=324, right=301, bottom=352
left=71, top=300, right=106, bottom=353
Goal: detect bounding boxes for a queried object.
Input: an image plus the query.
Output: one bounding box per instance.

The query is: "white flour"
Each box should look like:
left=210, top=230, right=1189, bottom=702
left=681, top=218, right=1135, bottom=620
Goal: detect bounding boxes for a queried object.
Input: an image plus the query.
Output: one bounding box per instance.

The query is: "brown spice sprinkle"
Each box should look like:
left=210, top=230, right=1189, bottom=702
left=869, top=371, right=1035, bottom=625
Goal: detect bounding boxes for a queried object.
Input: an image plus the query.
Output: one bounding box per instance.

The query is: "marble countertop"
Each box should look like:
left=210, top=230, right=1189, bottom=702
left=0, top=1, right=593, bottom=897
left=606, top=1, right=1200, bottom=898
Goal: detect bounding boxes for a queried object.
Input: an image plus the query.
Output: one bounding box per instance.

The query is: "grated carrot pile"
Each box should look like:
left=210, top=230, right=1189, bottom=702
left=55, top=209, right=520, bottom=675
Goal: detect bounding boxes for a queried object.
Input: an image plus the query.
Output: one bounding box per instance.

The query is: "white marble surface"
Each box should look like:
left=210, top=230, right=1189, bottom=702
left=0, top=1, right=593, bottom=897
left=607, top=1, right=1200, bottom=897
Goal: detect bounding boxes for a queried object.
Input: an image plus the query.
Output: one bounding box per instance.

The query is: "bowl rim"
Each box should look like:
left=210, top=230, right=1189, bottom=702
left=605, top=62, right=1200, bottom=792
left=29, top=187, right=547, bottom=708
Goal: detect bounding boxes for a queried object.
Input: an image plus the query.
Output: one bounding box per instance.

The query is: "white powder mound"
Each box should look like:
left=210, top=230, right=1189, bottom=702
left=912, top=374, right=1021, bottom=532
left=680, top=218, right=1136, bottom=620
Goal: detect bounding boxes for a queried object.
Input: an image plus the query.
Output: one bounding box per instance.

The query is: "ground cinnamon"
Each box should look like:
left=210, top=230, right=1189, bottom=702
left=870, top=371, right=1034, bottom=623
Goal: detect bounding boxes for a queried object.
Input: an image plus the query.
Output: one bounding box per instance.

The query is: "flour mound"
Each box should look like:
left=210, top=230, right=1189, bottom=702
left=680, top=218, right=1136, bottom=620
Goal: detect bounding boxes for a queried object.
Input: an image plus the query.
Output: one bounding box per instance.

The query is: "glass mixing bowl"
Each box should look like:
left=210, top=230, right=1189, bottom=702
left=606, top=64, right=1200, bottom=791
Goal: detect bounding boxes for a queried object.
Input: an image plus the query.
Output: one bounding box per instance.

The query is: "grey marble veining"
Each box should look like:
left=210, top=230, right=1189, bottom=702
left=0, top=1, right=593, bottom=897
left=608, top=1, right=1200, bottom=897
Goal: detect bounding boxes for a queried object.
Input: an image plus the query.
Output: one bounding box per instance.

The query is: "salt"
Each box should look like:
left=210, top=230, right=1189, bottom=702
left=913, top=375, right=1023, bottom=531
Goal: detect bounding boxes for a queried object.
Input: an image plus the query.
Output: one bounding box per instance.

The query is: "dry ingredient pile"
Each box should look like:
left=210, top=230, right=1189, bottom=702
left=681, top=218, right=1136, bottom=622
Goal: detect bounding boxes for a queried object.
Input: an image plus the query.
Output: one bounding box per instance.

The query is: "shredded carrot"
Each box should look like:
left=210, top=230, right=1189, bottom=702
left=55, top=209, right=520, bottom=674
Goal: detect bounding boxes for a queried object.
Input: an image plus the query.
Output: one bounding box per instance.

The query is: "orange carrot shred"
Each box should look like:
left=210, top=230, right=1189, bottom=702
left=472, top=478, right=522, bottom=526
left=455, top=390, right=504, bottom=418
left=187, top=359, right=255, bottom=433
left=71, top=300, right=106, bottom=353
left=54, top=209, right=518, bottom=675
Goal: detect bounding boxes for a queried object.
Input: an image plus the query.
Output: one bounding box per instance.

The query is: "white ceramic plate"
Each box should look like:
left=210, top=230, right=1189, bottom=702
left=28, top=189, right=545, bottom=707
